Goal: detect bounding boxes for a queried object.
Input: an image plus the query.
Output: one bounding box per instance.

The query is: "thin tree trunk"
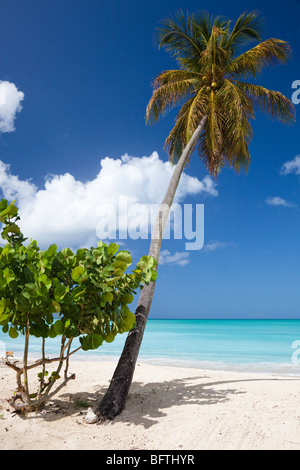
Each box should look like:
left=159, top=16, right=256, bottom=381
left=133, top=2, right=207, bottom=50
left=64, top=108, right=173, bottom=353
left=95, top=116, right=208, bottom=421
left=23, top=314, right=31, bottom=405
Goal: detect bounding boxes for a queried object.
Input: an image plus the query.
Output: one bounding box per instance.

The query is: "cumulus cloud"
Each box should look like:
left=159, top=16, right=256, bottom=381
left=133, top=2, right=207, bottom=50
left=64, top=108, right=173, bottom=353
left=0, top=81, right=24, bottom=133
left=280, top=155, right=300, bottom=176
left=159, top=249, right=190, bottom=267
left=0, top=152, right=218, bottom=249
left=265, top=196, right=296, bottom=208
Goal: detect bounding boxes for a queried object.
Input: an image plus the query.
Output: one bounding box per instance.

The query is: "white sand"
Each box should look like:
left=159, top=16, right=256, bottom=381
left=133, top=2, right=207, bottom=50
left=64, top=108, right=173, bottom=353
left=1, top=359, right=300, bottom=450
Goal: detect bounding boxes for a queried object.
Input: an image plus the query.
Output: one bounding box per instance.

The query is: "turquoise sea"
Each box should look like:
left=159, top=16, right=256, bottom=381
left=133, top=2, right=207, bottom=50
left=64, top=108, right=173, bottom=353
left=1, top=319, right=300, bottom=375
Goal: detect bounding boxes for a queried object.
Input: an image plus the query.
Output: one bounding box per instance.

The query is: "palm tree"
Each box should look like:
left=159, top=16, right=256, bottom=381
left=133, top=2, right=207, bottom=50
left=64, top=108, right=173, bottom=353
left=95, top=10, right=295, bottom=420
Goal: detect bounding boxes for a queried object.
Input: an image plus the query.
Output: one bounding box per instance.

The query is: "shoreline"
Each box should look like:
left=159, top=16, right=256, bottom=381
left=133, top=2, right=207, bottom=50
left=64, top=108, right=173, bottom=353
left=1, top=359, right=300, bottom=450
left=3, top=349, right=300, bottom=377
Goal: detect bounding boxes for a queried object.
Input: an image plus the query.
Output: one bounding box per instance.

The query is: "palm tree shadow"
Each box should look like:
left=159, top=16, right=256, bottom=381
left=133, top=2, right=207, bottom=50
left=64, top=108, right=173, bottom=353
left=36, top=374, right=299, bottom=429
left=118, top=375, right=300, bottom=428
left=38, top=373, right=237, bottom=426
left=117, top=374, right=245, bottom=428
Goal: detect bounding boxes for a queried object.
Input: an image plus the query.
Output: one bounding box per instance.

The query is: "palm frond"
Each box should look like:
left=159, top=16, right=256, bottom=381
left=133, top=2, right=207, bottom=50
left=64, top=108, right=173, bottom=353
left=155, top=10, right=203, bottom=69
left=152, top=69, right=200, bottom=88
left=185, top=86, right=208, bottom=142
left=164, top=89, right=209, bottom=164
left=225, top=38, right=292, bottom=79
left=192, top=11, right=229, bottom=46
left=236, top=81, right=296, bottom=123
left=198, top=90, right=225, bottom=175
left=164, top=117, right=186, bottom=163
left=226, top=10, right=263, bottom=52
left=145, top=70, right=200, bottom=124
left=199, top=26, right=232, bottom=72
left=218, top=80, right=254, bottom=171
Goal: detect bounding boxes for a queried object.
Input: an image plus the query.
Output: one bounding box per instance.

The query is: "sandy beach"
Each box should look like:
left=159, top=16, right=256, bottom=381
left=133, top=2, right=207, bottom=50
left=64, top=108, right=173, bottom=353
left=1, top=359, right=300, bottom=450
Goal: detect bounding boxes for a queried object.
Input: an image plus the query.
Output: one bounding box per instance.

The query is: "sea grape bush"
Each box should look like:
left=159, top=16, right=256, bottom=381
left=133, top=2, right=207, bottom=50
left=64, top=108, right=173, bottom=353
left=0, top=199, right=157, bottom=412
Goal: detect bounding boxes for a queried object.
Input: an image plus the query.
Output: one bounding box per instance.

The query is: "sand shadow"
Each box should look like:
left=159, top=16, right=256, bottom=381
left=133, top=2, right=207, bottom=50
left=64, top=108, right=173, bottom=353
left=35, top=373, right=244, bottom=427
left=116, top=374, right=246, bottom=428
left=118, top=374, right=300, bottom=428
left=22, top=372, right=300, bottom=429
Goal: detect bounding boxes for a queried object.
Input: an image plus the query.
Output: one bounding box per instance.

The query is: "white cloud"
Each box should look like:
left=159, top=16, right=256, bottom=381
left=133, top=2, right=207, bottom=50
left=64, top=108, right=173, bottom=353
left=0, top=161, right=36, bottom=202
left=202, top=241, right=232, bottom=252
left=265, top=196, right=296, bottom=208
left=0, top=81, right=24, bottom=133
left=280, top=155, right=300, bottom=176
left=159, top=249, right=190, bottom=266
left=0, top=152, right=218, bottom=249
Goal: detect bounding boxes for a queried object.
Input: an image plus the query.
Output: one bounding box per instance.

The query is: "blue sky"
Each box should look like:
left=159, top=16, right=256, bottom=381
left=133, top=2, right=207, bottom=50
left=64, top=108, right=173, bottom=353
left=0, top=0, right=299, bottom=319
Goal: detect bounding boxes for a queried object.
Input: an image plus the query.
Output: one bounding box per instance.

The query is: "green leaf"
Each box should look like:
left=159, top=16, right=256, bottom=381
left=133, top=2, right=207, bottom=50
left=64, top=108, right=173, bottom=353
left=121, top=311, right=136, bottom=331
left=115, top=250, right=132, bottom=265
left=0, top=298, right=8, bottom=315
left=0, top=201, right=18, bottom=220
left=137, top=255, right=155, bottom=270
left=76, top=248, right=89, bottom=261
left=54, top=284, right=69, bottom=302
left=79, top=335, right=92, bottom=351
left=0, top=198, right=8, bottom=213
left=30, top=321, right=48, bottom=338
left=24, top=267, right=34, bottom=283
left=22, top=283, right=37, bottom=300
left=107, top=242, right=119, bottom=256
left=0, top=271, right=5, bottom=288
left=92, top=333, right=103, bottom=349
left=38, top=274, right=51, bottom=289
left=48, top=324, right=57, bottom=338
left=1, top=223, right=20, bottom=239
left=71, top=265, right=87, bottom=282
left=54, top=319, right=64, bottom=335
left=9, top=326, right=19, bottom=339
left=15, top=294, right=31, bottom=312
left=106, top=276, right=120, bottom=285
left=43, top=244, right=57, bottom=258
left=143, top=271, right=152, bottom=283
left=51, top=371, right=60, bottom=381
left=61, top=247, right=74, bottom=258
left=103, top=292, right=114, bottom=303
left=71, top=285, right=86, bottom=300
left=112, top=260, right=128, bottom=271
left=0, top=311, right=10, bottom=325
left=3, top=267, right=15, bottom=285
left=120, top=294, right=134, bottom=305
left=52, top=300, right=61, bottom=313
left=151, top=269, right=158, bottom=281
left=64, top=324, right=80, bottom=338
left=113, top=268, right=124, bottom=277
left=104, top=330, right=116, bottom=343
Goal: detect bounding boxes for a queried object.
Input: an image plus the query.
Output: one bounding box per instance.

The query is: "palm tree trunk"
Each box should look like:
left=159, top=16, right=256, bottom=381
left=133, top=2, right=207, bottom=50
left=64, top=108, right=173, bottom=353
left=95, top=115, right=207, bottom=420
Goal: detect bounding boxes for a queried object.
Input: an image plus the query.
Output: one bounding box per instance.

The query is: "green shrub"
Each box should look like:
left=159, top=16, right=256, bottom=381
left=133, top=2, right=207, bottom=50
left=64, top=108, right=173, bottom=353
left=0, top=199, right=156, bottom=413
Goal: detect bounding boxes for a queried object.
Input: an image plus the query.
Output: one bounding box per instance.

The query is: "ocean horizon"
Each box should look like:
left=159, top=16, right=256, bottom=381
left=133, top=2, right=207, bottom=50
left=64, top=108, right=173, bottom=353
left=1, top=319, right=300, bottom=376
